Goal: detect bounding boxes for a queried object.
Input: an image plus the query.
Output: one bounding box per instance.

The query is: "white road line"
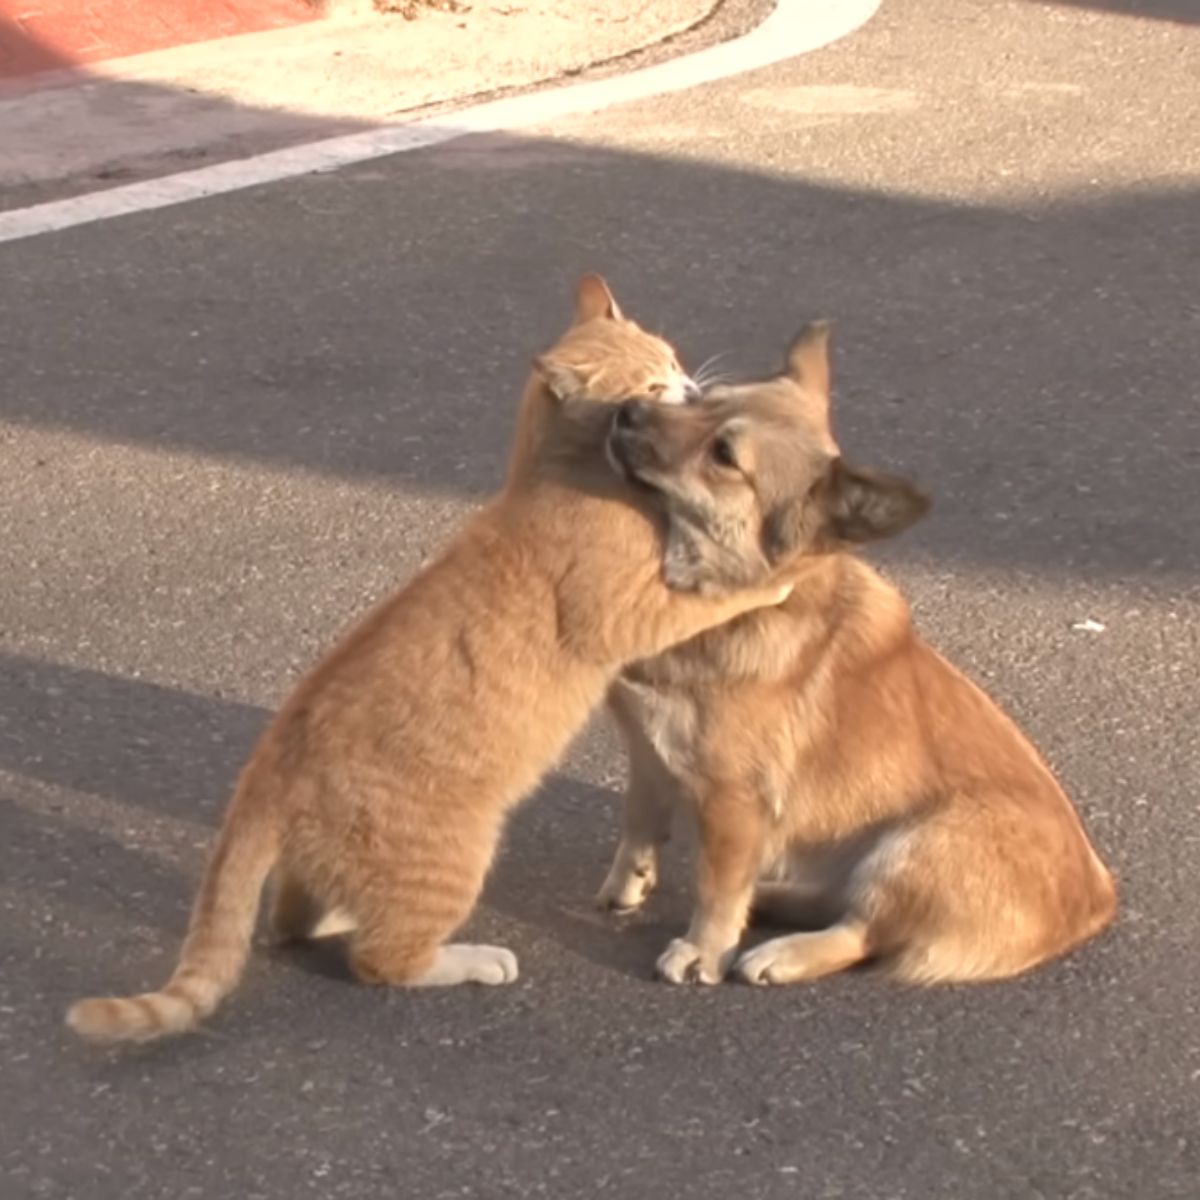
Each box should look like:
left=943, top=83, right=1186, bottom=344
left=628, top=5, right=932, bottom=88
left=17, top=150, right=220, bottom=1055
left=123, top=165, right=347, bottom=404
left=0, top=0, right=880, bottom=246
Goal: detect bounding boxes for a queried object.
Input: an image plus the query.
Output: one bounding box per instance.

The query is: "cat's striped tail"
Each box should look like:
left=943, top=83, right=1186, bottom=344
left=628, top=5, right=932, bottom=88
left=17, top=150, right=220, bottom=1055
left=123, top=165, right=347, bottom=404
left=66, top=781, right=282, bottom=1043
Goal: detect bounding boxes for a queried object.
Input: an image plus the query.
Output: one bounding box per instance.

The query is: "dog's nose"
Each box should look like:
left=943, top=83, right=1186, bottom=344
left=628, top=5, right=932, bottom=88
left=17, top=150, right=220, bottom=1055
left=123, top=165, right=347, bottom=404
left=615, top=399, right=652, bottom=431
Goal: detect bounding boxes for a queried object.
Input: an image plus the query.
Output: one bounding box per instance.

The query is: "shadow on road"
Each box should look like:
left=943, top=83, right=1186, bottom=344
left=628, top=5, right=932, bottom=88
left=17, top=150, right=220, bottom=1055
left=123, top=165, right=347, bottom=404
left=0, top=652, right=660, bottom=976
left=1039, top=0, right=1200, bottom=23
left=2, top=133, right=1196, bottom=584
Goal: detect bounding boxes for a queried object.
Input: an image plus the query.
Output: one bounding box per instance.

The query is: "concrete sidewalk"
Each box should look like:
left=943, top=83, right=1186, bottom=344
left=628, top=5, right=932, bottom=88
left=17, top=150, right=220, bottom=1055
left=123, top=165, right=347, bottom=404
left=0, top=0, right=726, bottom=206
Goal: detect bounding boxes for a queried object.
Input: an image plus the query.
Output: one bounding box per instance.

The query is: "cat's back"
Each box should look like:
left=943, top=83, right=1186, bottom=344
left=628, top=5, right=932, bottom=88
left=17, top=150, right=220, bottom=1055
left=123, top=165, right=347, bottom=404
left=275, top=507, right=557, bottom=736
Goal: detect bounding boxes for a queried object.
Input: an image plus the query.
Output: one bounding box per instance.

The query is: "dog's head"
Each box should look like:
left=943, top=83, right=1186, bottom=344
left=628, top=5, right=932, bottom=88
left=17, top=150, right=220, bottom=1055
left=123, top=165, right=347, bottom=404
left=607, top=322, right=931, bottom=592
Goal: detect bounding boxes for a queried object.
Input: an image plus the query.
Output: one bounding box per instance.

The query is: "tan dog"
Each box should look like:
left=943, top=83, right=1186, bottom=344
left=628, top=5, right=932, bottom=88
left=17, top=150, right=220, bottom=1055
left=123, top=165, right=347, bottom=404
left=66, top=277, right=793, bottom=1043
left=601, top=324, right=1117, bottom=986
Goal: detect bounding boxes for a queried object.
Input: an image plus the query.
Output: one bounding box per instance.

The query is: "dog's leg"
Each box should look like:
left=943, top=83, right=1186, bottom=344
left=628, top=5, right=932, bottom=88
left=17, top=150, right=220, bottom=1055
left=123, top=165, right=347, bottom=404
left=595, top=781, right=673, bottom=913
left=596, top=694, right=677, bottom=913
left=736, top=921, right=868, bottom=986
left=657, top=788, right=765, bottom=985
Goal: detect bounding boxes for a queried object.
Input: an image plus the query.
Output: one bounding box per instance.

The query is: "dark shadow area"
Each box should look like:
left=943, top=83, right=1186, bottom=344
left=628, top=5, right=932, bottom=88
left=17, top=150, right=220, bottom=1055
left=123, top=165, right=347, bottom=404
left=486, top=775, right=689, bottom=977
left=1040, top=0, right=1200, bottom=22
left=0, top=654, right=263, bottom=822
left=2, top=134, right=1197, bottom=582
left=0, top=653, right=641, bottom=967
left=0, top=797, right=193, bottom=930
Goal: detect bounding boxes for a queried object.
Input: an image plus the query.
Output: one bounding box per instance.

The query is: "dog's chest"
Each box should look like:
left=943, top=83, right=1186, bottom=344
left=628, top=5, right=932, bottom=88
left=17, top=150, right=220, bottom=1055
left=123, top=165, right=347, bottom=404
left=614, top=679, right=701, bottom=781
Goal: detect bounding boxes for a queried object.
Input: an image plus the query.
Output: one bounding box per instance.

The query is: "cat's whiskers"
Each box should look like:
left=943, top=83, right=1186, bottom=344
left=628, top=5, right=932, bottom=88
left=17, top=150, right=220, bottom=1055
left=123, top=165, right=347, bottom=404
left=693, top=352, right=733, bottom=393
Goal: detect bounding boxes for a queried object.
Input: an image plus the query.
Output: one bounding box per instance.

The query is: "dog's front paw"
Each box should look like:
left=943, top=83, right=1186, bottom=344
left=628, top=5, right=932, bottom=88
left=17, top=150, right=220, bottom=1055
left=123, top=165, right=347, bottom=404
left=735, top=941, right=788, bottom=986
left=595, top=861, right=657, bottom=914
left=655, top=938, right=728, bottom=986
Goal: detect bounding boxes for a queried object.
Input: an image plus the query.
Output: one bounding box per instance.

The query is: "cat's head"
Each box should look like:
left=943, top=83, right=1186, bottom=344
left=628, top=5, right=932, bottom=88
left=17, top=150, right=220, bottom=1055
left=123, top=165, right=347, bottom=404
left=505, top=275, right=697, bottom=486
left=534, top=275, right=698, bottom=407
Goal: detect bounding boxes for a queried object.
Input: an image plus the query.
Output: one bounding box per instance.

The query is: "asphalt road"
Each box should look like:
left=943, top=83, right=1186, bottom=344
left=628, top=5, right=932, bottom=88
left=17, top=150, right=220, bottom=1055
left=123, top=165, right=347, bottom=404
left=2, top=1, right=1198, bottom=1197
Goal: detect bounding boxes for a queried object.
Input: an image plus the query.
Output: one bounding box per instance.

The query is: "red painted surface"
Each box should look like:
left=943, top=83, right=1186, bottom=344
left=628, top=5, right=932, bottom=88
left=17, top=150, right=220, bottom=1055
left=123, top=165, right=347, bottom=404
left=0, top=0, right=318, bottom=81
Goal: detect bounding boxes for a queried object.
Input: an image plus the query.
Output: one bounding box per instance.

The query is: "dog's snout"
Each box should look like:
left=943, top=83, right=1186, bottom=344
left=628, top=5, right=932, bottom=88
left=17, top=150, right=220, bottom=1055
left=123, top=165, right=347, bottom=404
left=616, top=399, right=652, bottom=432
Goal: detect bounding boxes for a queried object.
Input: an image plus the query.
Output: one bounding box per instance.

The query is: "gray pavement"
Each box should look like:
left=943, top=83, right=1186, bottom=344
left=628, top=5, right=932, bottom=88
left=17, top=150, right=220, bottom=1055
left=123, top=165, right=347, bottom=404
left=2, top=1, right=1199, bottom=1197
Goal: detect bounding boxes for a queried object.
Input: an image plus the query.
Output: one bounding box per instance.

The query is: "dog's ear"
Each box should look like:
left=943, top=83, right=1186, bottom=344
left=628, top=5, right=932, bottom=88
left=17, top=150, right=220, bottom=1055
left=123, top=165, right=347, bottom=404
left=532, top=355, right=587, bottom=403
left=573, top=273, right=623, bottom=325
left=784, top=320, right=832, bottom=398
left=763, top=496, right=812, bottom=565
left=821, top=458, right=930, bottom=545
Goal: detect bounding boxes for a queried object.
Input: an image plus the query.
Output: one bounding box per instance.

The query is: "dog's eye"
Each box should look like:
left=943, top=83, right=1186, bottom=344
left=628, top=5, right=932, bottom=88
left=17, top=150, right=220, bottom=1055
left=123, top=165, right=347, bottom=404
left=711, top=437, right=738, bottom=470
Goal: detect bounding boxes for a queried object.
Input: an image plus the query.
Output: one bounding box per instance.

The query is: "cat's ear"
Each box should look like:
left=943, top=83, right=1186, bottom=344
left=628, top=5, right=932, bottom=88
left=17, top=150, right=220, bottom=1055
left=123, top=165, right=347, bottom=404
left=573, top=274, right=623, bottom=325
left=532, top=355, right=586, bottom=402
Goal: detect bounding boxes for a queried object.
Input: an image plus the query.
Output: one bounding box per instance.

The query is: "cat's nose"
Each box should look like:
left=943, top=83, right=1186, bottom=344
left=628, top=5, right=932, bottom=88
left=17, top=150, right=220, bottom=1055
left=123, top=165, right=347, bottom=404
left=616, top=399, right=652, bottom=431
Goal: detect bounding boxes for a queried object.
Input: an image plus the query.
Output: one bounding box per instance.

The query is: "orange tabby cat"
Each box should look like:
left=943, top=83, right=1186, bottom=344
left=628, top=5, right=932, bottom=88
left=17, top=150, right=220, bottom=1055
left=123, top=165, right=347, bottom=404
left=66, top=276, right=790, bottom=1042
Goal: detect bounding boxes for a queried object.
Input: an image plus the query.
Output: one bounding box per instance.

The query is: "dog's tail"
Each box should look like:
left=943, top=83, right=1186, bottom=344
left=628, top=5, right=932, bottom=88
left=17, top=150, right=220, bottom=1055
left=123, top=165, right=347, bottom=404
left=66, top=773, right=282, bottom=1043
